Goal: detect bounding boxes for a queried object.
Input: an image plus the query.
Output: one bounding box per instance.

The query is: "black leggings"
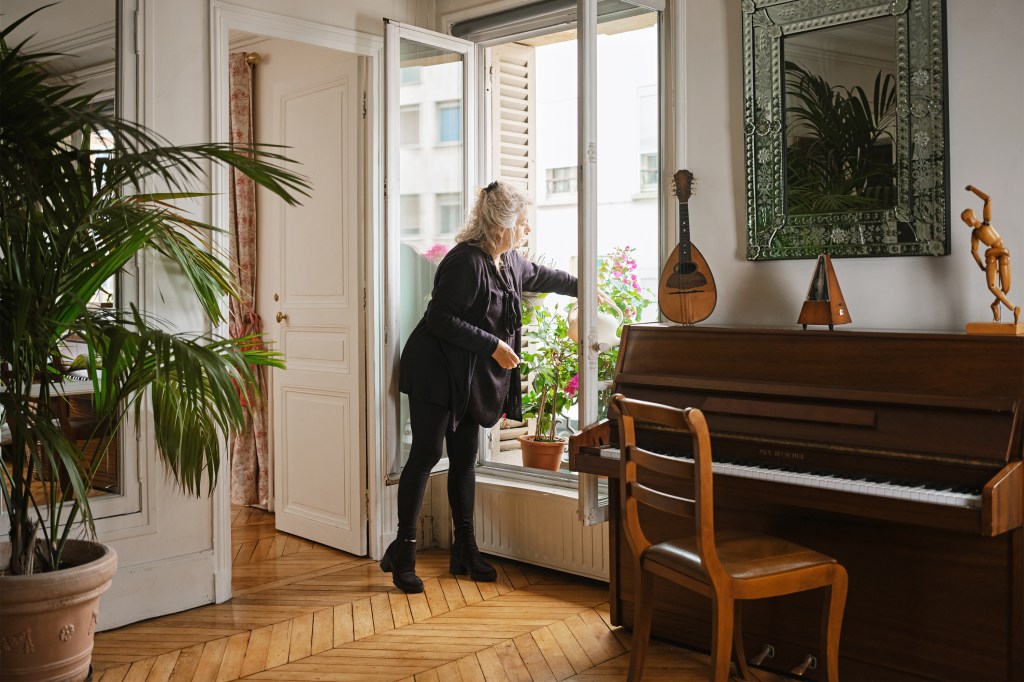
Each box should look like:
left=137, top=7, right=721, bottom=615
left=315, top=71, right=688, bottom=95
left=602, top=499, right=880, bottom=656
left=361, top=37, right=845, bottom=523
left=396, top=399, right=479, bottom=542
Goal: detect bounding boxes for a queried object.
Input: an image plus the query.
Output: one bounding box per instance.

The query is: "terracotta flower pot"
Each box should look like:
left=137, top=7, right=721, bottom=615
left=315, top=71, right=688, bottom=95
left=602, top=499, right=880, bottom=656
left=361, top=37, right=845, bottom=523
left=0, top=540, right=117, bottom=682
left=517, top=434, right=566, bottom=471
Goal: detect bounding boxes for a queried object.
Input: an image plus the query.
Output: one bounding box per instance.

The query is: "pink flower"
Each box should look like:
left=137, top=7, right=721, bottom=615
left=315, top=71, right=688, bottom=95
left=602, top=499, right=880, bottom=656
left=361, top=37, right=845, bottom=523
left=564, top=374, right=579, bottom=397
left=424, top=243, right=449, bottom=262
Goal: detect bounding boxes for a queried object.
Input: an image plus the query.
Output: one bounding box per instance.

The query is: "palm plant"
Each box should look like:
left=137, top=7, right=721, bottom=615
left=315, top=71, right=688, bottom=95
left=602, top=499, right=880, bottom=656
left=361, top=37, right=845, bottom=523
left=784, top=61, right=897, bottom=214
left=0, top=11, right=309, bottom=575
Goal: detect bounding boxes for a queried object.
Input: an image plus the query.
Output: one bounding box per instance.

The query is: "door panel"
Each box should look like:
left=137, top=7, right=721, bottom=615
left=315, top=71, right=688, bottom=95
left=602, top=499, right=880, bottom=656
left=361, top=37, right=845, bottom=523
left=256, top=41, right=366, bottom=555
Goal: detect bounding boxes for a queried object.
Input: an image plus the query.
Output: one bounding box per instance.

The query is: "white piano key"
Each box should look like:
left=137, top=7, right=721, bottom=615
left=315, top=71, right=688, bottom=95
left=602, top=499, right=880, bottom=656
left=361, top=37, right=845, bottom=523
left=594, top=445, right=982, bottom=509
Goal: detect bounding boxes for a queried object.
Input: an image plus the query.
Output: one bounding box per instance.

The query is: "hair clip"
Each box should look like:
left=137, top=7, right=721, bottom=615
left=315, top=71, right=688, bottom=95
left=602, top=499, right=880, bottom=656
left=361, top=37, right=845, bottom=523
left=484, top=181, right=498, bottom=193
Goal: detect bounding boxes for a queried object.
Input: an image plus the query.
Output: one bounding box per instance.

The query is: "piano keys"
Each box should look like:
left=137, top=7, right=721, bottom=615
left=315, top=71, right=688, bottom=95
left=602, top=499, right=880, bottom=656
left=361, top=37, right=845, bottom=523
left=570, top=325, right=1023, bottom=681
left=591, top=445, right=985, bottom=509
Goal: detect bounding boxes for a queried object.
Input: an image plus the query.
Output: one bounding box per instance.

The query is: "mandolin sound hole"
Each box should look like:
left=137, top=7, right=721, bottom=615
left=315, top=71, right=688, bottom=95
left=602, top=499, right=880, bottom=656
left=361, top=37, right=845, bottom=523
left=668, top=271, right=707, bottom=291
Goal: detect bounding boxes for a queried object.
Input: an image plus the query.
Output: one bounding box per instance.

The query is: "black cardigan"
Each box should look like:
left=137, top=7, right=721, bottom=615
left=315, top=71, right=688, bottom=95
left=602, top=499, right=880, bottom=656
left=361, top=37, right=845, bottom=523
left=399, top=242, right=578, bottom=430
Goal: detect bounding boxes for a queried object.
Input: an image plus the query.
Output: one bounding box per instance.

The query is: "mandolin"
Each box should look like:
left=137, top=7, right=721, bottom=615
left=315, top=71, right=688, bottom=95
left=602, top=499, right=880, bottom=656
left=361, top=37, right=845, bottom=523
left=658, top=169, right=717, bottom=324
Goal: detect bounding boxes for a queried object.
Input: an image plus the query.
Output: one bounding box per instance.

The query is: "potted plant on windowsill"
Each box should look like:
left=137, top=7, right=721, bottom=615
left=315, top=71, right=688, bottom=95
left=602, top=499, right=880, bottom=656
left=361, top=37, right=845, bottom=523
left=0, top=12, right=309, bottom=681
left=518, top=302, right=579, bottom=471
left=517, top=247, right=654, bottom=472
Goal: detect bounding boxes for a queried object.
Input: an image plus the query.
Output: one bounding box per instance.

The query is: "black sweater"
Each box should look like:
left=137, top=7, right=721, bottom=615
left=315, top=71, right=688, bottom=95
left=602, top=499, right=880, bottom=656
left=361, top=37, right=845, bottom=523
left=399, top=242, right=578, bottom=429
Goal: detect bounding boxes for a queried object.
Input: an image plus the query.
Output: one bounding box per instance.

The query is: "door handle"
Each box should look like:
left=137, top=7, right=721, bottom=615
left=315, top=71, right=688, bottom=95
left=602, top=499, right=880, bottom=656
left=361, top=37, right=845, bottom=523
left=276, top=311, right=288, bottom=323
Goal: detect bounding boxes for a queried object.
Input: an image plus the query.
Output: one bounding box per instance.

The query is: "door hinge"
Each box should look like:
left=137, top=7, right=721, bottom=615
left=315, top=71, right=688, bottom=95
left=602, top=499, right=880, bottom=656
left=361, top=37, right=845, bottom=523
left=362, top=91, right=367, bottom=119
left=134, top=10, right=141, bottom=56
left=363, top=287, right=367, bottom=309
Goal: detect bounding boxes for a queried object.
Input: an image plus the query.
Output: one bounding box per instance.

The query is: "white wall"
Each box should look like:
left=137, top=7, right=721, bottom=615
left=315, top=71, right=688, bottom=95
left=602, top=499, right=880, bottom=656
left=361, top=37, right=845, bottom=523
left=683, top=0, right=1023, bottom=332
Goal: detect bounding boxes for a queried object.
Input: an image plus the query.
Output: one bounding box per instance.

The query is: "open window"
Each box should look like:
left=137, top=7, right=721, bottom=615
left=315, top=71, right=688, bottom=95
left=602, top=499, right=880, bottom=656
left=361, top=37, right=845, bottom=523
left=385, top=3, right=667, bottom=527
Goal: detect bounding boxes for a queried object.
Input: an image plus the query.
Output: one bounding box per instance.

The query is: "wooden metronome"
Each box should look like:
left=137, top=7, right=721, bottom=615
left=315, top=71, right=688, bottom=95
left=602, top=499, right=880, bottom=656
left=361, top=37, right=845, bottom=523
left=798, top=254, right=851, bottom=330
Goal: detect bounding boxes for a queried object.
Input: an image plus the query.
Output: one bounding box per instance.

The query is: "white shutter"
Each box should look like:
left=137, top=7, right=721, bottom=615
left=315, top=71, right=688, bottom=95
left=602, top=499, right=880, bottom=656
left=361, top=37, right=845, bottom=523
left=486, top=42, right=536, bottom=465
left=488, top=43, right=535, bottom=198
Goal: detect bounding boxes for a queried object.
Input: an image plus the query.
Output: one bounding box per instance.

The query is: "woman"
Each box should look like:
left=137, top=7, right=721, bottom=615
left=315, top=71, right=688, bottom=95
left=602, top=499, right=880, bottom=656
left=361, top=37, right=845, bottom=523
left=382, top=181, right=579, bottom=593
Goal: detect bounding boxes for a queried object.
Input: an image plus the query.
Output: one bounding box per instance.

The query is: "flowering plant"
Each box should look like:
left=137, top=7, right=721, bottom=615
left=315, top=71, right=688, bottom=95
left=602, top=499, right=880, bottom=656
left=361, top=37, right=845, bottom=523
left=520, top=246, right=654, bottom=441
left=520, top=302, right=578, bottom=443
left=596, top=246, right=654, bottom=391
left=423, top=243, right=450, bottom=263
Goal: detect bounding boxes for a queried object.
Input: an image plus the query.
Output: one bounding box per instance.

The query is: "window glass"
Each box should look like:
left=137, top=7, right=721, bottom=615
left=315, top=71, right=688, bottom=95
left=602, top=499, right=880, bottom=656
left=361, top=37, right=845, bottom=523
left=401, top=194, right=421, bottom=236
left=395, top=35, right=466, bottom=470
left=639, top=152, right=659, bottom=192
left=545, top=166, right=577, bottom=196
left=436, top=192, right=461, bottom=235
left=400, top=105, right=420, bottom=146
left=438, top=101, right=462, bottom=143
left=483, top=10, right=661, bottom=477
left=401, top=65, right=422, bottom=84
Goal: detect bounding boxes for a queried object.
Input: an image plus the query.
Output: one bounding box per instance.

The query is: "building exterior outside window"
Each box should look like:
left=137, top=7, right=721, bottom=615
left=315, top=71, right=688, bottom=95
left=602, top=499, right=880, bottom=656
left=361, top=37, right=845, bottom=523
left=545, top=166, right=576, bottom=195
left=401, top=194, right=421, bottom=237
left=401, top=105, right=420, bottom=146
left=436, top=192, right=461, bottom=235
left=640, top=152, right=659, bottom=192
left=438, top=101, right=461, bottom=143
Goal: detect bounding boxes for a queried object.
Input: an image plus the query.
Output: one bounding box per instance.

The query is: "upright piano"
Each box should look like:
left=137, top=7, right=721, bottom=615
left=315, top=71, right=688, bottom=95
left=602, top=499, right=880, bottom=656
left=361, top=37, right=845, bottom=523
left=569, top=325, right=1023, bottom=681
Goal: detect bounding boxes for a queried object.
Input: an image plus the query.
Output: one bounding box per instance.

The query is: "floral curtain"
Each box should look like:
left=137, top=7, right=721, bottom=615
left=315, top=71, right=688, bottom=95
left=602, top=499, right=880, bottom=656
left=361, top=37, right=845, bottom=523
left=228, top=52, right=270, bottom=507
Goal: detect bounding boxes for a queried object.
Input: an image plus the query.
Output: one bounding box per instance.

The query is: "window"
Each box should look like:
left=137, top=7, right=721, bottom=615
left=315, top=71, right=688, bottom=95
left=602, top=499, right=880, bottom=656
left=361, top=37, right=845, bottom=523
left=437, top=101, right=461, bottom=143
left=436, top=193, right=461, bottom=236
left=401, top=65, right=421, bottom=84
left=639, top=152, right=659, bottom=192
left=401, top=194, right=421, bottom=237
left=638, top=88, right=658, bottom=192
left=400, top=105, right=420, bottom=146
left=545, top=166, right=576, bottom=195
left=479, top=10, right=663, bottom=483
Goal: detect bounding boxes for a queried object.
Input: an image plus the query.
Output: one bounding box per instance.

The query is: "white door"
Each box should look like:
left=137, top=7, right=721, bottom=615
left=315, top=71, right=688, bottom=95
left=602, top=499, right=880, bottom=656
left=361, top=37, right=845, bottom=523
left=257, top=43, right=366, bottom=555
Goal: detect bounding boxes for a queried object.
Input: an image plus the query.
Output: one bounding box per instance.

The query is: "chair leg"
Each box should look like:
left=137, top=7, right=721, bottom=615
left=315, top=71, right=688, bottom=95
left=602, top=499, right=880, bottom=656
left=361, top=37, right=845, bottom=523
left=820, top=566, right=849, bottom=682
left=628, top=566, right=655, bottom=681
left=732, top=601, right=752, bottom=681
left=709, top=594, right=735, bottom=682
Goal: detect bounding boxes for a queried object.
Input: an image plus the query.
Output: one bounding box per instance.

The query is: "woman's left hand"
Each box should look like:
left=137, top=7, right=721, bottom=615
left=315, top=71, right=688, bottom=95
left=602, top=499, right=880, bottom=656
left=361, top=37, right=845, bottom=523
left=597, top=291, right=615, bottom=308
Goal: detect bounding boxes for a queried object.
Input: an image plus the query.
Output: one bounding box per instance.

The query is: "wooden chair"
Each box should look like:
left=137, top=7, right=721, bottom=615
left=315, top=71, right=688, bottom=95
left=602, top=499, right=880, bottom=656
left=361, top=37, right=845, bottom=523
left=611, top=394, right=848, bottom=682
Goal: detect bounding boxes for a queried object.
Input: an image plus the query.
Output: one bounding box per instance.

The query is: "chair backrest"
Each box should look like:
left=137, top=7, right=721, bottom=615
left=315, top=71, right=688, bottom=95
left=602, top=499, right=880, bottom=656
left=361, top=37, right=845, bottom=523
left=611, top=394, right=722, bottom=576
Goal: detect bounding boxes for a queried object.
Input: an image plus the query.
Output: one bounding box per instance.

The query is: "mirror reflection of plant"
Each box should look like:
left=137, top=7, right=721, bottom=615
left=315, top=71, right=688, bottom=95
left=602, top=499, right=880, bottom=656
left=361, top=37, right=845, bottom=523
left=784, top=62, right=897, bottom=214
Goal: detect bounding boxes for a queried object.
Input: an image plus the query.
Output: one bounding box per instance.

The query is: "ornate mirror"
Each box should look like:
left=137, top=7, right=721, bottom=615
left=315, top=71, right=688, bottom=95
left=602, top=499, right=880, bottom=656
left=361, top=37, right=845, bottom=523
left=741, top=0, right=949, bottom=260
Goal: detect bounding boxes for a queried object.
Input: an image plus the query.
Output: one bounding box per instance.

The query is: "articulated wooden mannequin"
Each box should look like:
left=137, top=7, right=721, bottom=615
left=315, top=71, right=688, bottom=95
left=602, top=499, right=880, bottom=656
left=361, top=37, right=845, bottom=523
left=961, top=185, right=1020, bottom=324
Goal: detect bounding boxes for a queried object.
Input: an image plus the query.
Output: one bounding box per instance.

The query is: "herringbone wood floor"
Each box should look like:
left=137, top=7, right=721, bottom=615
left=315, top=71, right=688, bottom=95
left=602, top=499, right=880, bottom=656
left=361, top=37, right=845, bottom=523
left=90, top=506, right=765, bottom=681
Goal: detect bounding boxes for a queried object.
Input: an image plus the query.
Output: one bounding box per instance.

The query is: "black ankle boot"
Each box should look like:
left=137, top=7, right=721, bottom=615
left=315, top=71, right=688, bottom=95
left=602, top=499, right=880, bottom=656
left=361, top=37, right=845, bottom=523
left=380, top=539, right=424, bottom=593
left=450, top=536, right=497, bottom=582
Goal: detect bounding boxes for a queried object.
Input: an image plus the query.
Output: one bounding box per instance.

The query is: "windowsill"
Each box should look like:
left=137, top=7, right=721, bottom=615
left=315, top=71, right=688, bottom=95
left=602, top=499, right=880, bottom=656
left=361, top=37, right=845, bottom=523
left=475, top=472, right=579, bottom=499
left=631, top=189, right=658, bottom=201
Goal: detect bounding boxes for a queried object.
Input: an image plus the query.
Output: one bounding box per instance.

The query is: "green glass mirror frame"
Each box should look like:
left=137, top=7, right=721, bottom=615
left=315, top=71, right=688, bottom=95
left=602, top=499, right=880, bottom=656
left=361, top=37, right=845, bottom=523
left=741, top=0, right=949, bottom=260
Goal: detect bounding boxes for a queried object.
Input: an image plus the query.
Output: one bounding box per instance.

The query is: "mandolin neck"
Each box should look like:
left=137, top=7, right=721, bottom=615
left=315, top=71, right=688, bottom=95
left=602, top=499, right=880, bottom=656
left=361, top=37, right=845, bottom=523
left=678, top=203, right=692, bottom=263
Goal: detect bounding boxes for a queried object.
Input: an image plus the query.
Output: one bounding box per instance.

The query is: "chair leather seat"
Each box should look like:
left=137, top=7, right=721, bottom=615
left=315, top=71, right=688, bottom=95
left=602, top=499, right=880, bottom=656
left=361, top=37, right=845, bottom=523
left=644, top=529, right=836, bottom=582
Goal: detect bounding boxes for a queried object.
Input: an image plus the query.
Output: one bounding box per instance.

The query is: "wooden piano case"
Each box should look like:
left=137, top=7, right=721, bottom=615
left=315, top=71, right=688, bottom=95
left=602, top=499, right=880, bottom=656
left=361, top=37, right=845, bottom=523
left=570, top=325, right=1024, bottom=681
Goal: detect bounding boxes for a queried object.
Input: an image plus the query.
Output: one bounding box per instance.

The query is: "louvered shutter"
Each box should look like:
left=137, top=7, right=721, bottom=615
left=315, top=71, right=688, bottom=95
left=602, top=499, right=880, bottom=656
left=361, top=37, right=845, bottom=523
left=486, top=42, right=537, bottom=464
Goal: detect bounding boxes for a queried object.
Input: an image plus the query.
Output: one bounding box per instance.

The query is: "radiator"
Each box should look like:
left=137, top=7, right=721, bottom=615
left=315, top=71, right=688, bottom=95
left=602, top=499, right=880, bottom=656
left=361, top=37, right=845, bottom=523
left=429, top=476, right=610, bottom=581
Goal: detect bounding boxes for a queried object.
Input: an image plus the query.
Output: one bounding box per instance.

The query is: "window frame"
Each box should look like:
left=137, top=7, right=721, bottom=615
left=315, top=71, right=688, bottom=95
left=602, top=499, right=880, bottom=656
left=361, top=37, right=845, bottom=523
left=456, top=2, right=670, bottom=510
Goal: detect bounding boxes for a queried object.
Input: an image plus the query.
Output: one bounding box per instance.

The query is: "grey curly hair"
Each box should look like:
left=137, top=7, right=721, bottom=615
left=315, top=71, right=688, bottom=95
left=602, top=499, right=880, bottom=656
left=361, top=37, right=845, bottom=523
left=455, top=181, right=528, bottom=255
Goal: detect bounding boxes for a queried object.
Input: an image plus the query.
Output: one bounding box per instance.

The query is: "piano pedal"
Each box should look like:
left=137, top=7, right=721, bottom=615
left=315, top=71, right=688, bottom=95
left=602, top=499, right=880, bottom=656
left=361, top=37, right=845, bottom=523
left=749, top=644, right=774, bottom=666
left=790, top=654, right=817, bottom=676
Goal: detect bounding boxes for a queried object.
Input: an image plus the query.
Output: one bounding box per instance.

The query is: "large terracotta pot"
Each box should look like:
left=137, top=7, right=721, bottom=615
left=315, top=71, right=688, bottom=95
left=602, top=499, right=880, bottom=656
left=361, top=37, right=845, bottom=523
left=517, top=434, right=566, bottom=471
left=0, top=540, right=117, bottom=682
